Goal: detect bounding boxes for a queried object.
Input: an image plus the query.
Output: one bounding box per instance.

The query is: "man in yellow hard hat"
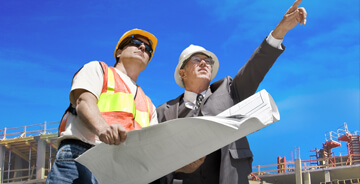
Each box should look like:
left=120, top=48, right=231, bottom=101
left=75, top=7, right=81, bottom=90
left=46, top=29, right=158, bottom=184
left=155, top=0, right=307, bottom=184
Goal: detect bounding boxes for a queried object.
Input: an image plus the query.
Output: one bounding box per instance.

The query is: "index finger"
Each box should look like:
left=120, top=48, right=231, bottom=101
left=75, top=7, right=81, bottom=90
left=288, top=0, right=303, bottom=12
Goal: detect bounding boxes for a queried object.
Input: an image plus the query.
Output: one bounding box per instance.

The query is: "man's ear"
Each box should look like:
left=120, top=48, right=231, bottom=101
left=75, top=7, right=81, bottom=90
left=179, top=69, right=186, bottom=79
left=116, top=49, right=122, bottom=58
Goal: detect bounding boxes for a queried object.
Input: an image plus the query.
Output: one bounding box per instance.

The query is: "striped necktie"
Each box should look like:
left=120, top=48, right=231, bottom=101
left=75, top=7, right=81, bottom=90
left=196, top=94, right=204, bottom=109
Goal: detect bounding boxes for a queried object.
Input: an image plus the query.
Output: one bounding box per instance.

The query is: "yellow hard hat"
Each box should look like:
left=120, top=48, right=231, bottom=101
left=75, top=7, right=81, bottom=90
left=114, top=28, right=157, bottom=62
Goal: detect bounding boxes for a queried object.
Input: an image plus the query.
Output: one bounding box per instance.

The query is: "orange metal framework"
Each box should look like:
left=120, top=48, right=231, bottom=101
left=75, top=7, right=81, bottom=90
left=338, top=132, right=360, bottom=165
left=277, top=156, right=286, bottom=173
left=310, top=123, right=360, bottom=167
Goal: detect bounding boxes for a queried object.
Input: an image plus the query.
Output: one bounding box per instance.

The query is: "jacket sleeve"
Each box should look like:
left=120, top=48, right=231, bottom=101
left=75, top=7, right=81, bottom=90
left=231, top=38, right=284, bottom=103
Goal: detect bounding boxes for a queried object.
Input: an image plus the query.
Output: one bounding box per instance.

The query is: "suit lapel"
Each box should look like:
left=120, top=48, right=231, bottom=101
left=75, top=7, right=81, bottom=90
left=203, top=88, right=213, bottom=103
left=199, top=88, right=213, bottom=111
left=163, top=94, right=183, bottom=120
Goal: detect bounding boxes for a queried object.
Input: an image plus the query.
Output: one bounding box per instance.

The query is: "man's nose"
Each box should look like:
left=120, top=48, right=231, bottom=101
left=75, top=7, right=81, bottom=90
left=199, top=59, right=207, bottom=66
left=138, top=43, right=146, bottom=51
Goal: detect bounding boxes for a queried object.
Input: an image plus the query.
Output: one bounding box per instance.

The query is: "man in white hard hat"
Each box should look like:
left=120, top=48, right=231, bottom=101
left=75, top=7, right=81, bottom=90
left=47, top=29, right=159, bottom=184
left=155, top=1, right=307, bottom=184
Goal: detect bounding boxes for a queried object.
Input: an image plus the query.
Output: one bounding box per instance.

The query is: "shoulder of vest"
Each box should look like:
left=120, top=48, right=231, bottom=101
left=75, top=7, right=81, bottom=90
left=97, top=61, right=109, bottom=75
left=137, top=87, right=153, bottom=104
left=136, top=86, right=146, bottom=98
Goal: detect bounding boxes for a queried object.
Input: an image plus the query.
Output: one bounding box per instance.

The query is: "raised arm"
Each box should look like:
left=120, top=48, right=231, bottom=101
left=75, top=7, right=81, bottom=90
left=231, top=0, right=307, bottom=102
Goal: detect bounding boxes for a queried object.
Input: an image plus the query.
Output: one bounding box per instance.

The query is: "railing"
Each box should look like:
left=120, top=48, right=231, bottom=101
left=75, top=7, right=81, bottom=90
left=0, top=121, right=59, bottom=140
left=325, top=131, right=339, bottom=142
left=324, top=123, right=359, bottom=142
left=252, top=154, right=360, bottom=176
left=1, top=167, right=36, bottom=183
left=1, top=166, right=50, bottom=183
left=337, top=122, right=351, bottom=138
left=336, top=122, right=359, bottom=137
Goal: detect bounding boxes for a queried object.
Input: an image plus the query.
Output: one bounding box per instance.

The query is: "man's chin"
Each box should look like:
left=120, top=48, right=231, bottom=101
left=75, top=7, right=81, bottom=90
left=196, top=76, right=211, bottom=82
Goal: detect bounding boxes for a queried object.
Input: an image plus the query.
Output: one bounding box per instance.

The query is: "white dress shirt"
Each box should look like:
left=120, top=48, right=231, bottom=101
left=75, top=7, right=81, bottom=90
left=183, top=90, right=207, bottom=110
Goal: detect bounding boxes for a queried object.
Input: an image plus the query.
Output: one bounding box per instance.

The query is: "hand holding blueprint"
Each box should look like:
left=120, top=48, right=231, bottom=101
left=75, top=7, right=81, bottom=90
left=76, top=89, right=280, bottom=184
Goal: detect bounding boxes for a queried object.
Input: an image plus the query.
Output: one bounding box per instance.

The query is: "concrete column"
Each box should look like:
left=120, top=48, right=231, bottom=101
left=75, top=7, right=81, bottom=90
left=36, top=138, right=46, bottom=180
left=303, top=172, right=311, bottom=184
left=0, top=145, right=5, bottom=183
left=295, top=158, right=303, bottom=184
left=14, top=155, right=24, bottom=181
left=324, top=170, right=331, bottom=182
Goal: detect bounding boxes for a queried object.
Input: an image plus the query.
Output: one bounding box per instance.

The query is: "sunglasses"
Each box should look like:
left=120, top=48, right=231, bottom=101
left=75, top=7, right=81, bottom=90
left=181, top=55, right=214, bottom=69
left=128, top=39, right=153, bottom=56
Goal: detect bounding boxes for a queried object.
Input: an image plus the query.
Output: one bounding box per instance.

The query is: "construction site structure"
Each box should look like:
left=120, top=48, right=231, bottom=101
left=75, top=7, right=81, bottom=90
left=0, top=121, right=359, bottom=184
left=337, top=123, right=360, bottom=165
left=0, top=121, right=58, bottom=183
left=252, top=122, right=360, bottom=184
left=310, top=122, right=360, bottom=167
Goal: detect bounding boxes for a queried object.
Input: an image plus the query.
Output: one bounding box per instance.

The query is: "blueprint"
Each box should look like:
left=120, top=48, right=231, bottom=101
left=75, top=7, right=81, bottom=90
left=76, top=89, right=280, bottom=184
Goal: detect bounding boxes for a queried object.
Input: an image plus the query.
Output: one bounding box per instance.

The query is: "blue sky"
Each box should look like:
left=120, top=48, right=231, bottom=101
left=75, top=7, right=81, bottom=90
left=1, top=0, right=359, bottom=167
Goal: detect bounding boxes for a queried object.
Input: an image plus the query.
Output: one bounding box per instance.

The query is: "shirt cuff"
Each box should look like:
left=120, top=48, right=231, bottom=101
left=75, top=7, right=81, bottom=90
left=266, top=31, right=283, bottom=50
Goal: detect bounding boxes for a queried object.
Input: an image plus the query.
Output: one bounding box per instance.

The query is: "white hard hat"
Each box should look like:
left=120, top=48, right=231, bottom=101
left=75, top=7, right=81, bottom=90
left=174, top=44, right=219, bottom=88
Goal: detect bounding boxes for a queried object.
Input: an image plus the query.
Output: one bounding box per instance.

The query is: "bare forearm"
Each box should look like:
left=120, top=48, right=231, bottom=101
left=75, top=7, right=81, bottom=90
left=76, top=94, right=108, bottom=136
left=74, top=90, right=127, bottom=145
left=272, top=25, right=289, bottom=40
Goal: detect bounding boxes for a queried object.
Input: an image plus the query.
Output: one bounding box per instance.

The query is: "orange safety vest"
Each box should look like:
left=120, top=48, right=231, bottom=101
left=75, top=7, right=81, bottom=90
left=58, top=61, right=153, bottom=135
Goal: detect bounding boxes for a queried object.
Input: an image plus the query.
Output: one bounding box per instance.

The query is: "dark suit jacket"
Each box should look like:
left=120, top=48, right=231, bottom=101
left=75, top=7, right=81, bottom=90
left=155, top=39, right=284, bottom=184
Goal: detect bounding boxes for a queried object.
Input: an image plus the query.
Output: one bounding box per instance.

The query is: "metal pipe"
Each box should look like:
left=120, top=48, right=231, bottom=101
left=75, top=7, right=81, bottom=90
left=1, top=146, right=5, bottom=184
left=7, top=150, right=11, bottom=183
left=43, top=121, right=47, bottom=134
left=3, top=127, right=6, bottom=140
left=49, top=143, right=52, bottom=170
left=28, top=146, right=32, bottom=180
